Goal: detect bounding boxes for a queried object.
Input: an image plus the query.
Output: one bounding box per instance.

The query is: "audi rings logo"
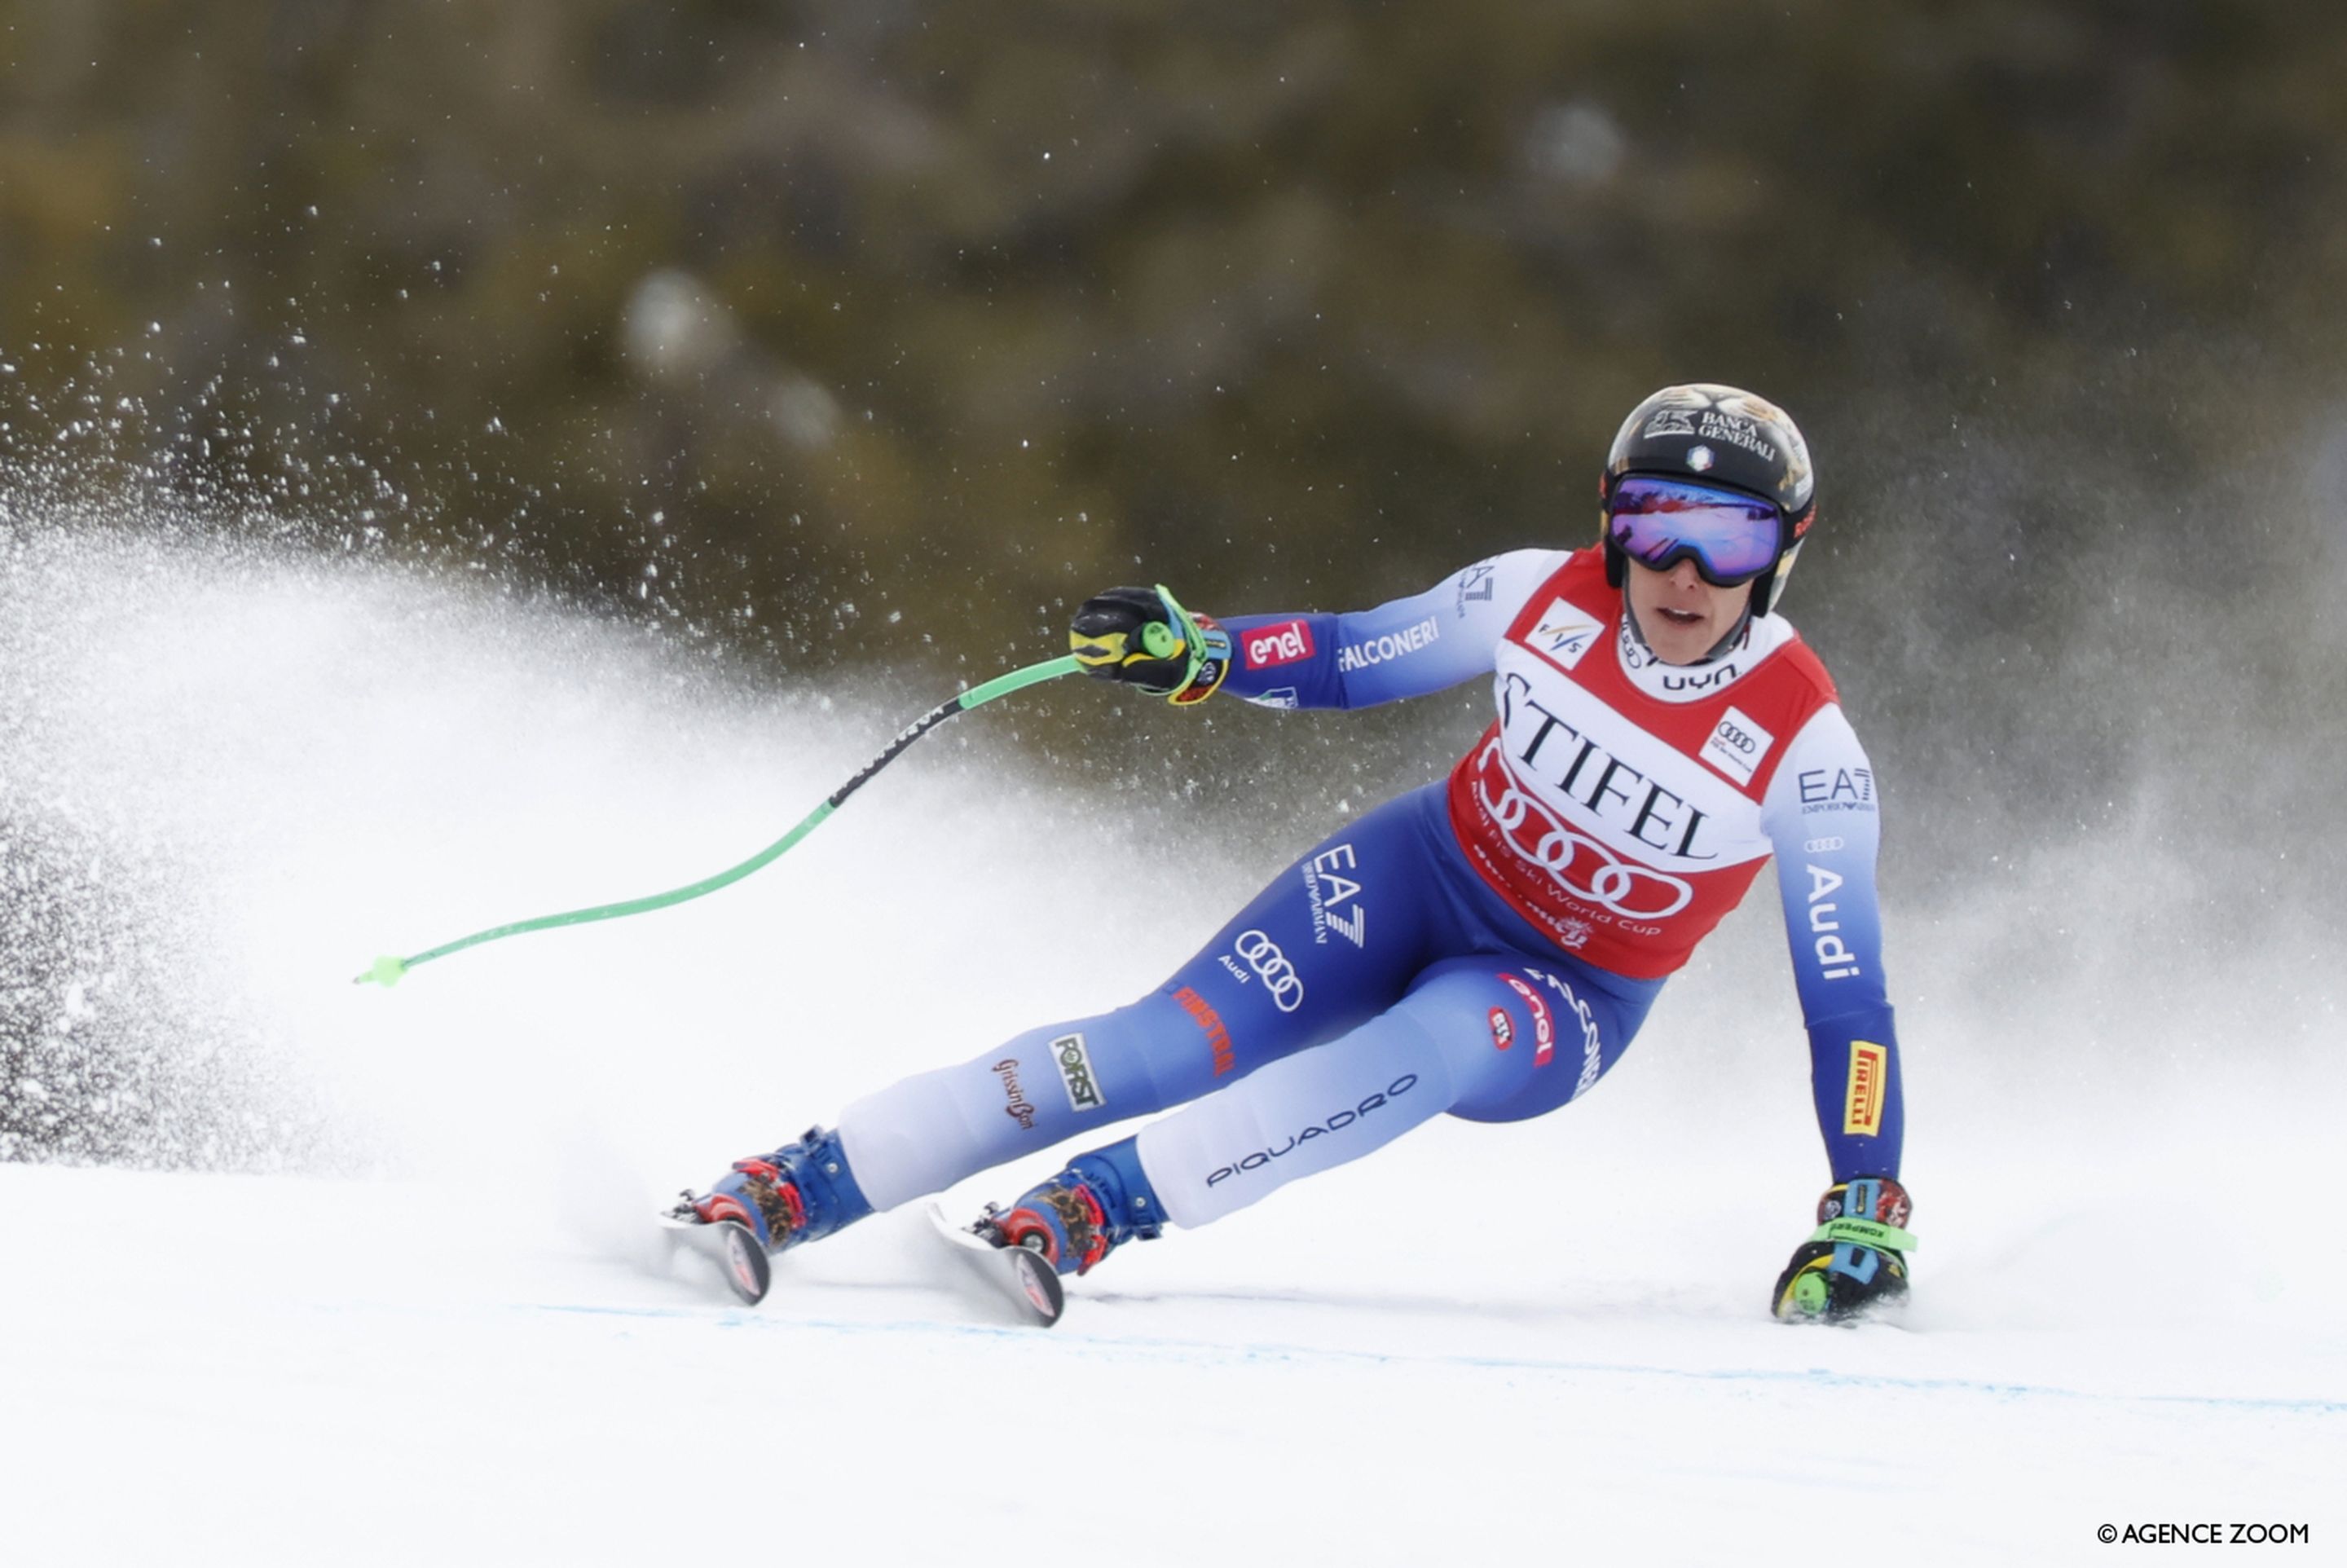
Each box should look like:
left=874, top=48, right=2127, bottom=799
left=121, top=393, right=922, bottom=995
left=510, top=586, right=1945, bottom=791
left=1469, top=739, right=1694, bottom=919
left=1232, top=929, right=1305, bottom=1013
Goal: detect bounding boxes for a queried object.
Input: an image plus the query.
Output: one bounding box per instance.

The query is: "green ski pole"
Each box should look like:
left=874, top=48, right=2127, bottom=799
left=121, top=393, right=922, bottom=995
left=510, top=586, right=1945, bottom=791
left=354, top=653, right=1085, bottom=988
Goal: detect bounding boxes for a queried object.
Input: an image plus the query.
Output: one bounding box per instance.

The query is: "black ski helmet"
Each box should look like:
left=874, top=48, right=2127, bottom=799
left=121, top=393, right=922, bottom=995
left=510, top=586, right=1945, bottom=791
left=1601, top=383, right=1816, bottom=618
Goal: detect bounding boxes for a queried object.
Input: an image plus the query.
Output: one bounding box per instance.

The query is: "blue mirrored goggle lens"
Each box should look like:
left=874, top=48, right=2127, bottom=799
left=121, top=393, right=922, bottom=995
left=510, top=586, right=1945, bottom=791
left=1606, top=476, right=1782, bottom=586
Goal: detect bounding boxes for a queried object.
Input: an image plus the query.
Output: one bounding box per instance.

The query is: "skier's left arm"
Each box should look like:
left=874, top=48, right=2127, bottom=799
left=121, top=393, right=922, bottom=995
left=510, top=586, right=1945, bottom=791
left=1760, top=707, right=1916, bottom=1321
left=1764, top=705, right=1903, bottom=1179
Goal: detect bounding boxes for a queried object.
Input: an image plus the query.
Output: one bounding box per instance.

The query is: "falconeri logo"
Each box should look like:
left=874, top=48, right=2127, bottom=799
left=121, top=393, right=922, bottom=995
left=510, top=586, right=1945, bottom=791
left=1337, top=617, right=1439, bottom=672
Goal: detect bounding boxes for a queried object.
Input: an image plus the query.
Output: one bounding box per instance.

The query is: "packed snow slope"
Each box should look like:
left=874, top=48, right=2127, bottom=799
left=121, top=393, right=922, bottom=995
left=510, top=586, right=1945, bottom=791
left=2, top=526, right=2340, bottom=1566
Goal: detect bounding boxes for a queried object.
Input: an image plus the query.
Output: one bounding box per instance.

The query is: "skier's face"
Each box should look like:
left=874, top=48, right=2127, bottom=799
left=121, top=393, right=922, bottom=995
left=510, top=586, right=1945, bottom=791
left=1624, top=556, right=1746, bottom=665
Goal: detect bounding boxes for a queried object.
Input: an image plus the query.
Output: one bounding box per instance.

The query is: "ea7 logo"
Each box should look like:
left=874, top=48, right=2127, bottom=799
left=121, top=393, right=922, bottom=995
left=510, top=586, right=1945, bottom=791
left=1301, top=843, right=1367, bottom=948
left=1454, top=559, right=1498, bottom=612
left=1798, top=768, right=1875, bottom=808
left=1051, top=1033, right=1106, bottom=1112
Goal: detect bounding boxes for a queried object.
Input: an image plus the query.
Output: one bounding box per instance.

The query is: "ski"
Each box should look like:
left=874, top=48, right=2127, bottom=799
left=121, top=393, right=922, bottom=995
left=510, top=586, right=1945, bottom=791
left=658, top=1212, right=773, bottom=1306
left=926, top=1202, right=1065, bottom=1327
left=655, top=1200, right=1061, bottom=1325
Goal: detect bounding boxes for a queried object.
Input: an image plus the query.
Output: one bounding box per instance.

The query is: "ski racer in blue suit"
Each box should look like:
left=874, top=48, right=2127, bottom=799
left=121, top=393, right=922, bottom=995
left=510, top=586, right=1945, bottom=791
left=682, top=383, right=1916, bottom=1323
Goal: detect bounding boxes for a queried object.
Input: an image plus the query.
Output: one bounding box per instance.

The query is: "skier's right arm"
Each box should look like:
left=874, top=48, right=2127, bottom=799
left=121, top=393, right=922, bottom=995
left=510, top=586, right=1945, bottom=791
left=1205, top=549, right=1566, bottom=710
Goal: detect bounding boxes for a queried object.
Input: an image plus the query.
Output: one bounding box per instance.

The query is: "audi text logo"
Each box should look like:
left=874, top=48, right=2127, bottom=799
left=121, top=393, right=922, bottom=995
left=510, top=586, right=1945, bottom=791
left=1469, top=738, right=1694, bottom=918
left=1233, top=929, right=1305, bottom=1012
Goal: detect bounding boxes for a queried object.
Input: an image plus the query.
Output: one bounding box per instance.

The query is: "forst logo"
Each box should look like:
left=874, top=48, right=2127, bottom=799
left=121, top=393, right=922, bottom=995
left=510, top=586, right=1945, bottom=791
left=1244, top=619, right=1315, bottom=669
left=1051, top=1033, right=1106, bottom=1112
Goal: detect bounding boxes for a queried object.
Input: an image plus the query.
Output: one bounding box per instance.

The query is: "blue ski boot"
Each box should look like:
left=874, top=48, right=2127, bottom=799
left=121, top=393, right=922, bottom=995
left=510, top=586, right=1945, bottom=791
left=980, top=1138, right=1165, bottom=1277
left=676, top=1125, right=874, bottom=1256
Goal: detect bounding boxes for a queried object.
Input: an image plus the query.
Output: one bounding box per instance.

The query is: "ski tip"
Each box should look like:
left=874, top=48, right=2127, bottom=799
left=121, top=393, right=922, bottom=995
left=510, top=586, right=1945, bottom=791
left=660, top=1212, right=772, bottom=1306
left=1006, top=1244, right=1067, bottom=1326
left=924, top=1202, right=1065, bottom=1327
left=720, top=1220, right=774, bottom=1306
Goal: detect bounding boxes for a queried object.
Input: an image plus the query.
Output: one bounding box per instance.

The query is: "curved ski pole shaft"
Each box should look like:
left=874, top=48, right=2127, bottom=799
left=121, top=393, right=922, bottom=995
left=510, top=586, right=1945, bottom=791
left=354, top=654, right=1083, bottom=987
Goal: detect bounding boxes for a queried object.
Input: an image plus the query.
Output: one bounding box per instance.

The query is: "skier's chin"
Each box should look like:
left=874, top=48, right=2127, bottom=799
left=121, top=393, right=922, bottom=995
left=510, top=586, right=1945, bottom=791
left=1645, top=606, right=1719, bottom=664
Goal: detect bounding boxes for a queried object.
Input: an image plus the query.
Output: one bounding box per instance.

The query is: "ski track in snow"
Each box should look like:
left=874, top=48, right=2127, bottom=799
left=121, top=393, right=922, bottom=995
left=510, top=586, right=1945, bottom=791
left=2, top=526, right=2342, bottom=1565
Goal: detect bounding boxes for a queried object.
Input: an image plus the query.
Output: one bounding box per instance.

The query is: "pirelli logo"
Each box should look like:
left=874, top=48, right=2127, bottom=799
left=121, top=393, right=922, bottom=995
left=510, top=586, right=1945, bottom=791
left=1843, top=1042, right=1887, bottom=1136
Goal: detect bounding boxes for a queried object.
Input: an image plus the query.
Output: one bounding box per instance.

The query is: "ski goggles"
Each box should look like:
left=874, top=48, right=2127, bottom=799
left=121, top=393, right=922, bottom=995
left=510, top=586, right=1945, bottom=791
left=1605, top=475, right=1785, bottom=587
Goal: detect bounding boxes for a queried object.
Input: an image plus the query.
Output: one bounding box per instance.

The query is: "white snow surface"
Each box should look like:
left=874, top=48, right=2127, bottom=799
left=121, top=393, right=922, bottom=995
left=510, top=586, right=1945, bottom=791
left=2, top=527, right=2341, bottom=1565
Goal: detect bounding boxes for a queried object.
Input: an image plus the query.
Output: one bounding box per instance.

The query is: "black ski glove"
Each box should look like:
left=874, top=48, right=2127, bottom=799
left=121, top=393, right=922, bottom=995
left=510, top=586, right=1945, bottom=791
left=1772, top=1175, right=1916, bottom=1324
left=1068, top=584, right=1231, bottom=707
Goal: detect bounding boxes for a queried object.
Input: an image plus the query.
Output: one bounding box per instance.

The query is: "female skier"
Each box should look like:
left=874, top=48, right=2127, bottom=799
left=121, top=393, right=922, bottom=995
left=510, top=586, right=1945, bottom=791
left=681, top=382, right=1914, bottom=1323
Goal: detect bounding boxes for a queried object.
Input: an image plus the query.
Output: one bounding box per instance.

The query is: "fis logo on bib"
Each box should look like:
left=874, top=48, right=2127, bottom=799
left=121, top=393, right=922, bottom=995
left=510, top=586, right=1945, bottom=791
left=1529, top=598, right=1603, bottom=669
left=1050, top=1033, right=1106, bottom=1113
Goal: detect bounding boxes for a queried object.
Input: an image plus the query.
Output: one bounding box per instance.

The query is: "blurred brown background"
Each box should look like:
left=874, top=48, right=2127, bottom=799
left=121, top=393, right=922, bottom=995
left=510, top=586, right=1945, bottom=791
left=4, top=0, right=2344, bottom=882
left=6, top=1, right=2347, bottom=1165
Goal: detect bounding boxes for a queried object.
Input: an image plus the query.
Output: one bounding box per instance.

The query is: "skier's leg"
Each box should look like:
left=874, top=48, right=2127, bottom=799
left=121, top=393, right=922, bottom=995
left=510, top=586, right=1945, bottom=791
left=969, top=953, right=1653, bottom=1275
left=1122, top=952, right=1655, bottom=1231
left=837, top=786, right=1469, bottom=1212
